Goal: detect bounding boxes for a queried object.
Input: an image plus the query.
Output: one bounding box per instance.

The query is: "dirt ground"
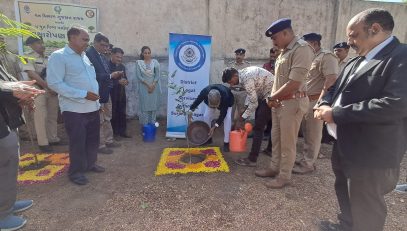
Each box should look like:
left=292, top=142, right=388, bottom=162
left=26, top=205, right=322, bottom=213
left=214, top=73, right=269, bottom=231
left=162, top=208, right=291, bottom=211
left=18, top=119, right=407, bottom=231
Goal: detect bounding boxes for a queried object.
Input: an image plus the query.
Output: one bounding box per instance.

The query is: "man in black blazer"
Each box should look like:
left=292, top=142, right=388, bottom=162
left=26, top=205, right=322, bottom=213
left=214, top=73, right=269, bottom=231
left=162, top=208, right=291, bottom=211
left=109, top=47, right=130, bottom=138
left=86, top=33, right=123, bottom=154
left=315, top=9, right=407, bottom=231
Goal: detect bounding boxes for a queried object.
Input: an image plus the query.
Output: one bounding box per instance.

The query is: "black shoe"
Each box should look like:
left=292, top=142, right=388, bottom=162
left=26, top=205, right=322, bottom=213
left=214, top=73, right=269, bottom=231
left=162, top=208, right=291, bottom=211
left=106, top=142, right=121, bottom=148
left=88, top=164, right=105, bottom=173
left=114, top=135, right=122, bottom=141
left=98, top=147, right=113, bottom=154
left=222, top=143, right=230, bottom=152
left=49, top=140, right=68, bottom=146
left=319, top=220, right=349, bottom=231
left=235, top=158, right=257, bottom=167
left=39, top=145, right=53, bottom=153
left=119, top=133, right=132, bottom=138
left=262, top=148, right=272, bottom=157
left=69, top=175, right=88, bottom=185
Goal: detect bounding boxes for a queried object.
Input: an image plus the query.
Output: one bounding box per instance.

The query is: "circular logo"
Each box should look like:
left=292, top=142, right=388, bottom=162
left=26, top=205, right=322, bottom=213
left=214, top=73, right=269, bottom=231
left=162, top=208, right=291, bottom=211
left=85, top=10, right=95, bottom=18
left=174, top=40, right=205, bottom=72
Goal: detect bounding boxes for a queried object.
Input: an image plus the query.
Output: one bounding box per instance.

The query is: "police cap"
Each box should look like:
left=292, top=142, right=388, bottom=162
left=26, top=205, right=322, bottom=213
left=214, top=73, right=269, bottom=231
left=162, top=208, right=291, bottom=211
left=234, top=48, right=246, bottom=54
left=265, top=18, right=291, bottom=37
left=302, top=33, right=322, bottom=42
left=333, top=42, right=350, bottom=49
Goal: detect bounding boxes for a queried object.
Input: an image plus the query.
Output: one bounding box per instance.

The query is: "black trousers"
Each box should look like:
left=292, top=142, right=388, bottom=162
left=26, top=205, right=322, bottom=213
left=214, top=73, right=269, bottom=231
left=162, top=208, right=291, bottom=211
left=110, top=86, right=127, bottom=135
left=264, top=120, right=272, bottom=151
left=63, top=111, right=100, bottom=178
left=248, top=99, right=271, bottom=162
left=331, top=143, right=399, bottom=231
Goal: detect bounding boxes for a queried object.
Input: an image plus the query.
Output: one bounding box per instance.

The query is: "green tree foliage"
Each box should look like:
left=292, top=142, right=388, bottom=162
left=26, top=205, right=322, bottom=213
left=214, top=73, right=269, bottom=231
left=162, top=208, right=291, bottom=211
left=0, top=13, right=38, bottom=63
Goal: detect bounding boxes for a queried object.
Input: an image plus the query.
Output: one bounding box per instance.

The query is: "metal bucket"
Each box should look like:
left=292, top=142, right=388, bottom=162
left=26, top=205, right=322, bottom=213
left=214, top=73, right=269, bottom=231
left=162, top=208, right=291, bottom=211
left=186, top=121, right=210, bottom=146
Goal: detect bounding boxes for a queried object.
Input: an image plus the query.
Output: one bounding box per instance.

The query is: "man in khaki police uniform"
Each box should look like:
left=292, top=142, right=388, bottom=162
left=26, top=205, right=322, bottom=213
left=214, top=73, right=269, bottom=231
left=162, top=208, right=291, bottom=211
left=228, top=48, right=250, bottom=126
left=293, top=33, right=339, bottom=174
left=255, top=18, right=314, bottom=188
left=20, top=36, right=61, bottom=152
left=229, top=48, right=250, bottom=70
left=333, top=42, right=351, bottom=72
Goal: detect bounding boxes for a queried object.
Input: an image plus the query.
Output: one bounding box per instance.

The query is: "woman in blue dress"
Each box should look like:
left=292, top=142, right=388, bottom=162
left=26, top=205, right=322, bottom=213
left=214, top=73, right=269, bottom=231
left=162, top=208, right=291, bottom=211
left=135, top=46, right=161, bottom=125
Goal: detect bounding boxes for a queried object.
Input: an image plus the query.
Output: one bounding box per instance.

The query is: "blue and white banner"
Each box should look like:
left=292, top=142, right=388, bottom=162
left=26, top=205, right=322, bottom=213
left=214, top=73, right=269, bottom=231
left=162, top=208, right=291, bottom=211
left=166, top=33, right=211, bottom=138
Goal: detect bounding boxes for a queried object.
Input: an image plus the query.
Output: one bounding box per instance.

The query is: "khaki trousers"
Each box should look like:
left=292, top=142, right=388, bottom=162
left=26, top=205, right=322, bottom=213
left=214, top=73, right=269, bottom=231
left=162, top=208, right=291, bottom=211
left=33, top=91, right=60, bottom=146
left=298, top=99, right=323, bottom=167
left=270, top=98, right=309, bottom=180
left=18, top=108, right=36, bottom=140
left=99, top=97, right=114, bottom=148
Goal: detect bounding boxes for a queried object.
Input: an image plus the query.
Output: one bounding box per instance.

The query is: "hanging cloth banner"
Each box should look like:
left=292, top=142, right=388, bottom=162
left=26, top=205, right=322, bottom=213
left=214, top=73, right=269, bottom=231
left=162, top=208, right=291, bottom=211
left=166, top=33, right=211, bottom=138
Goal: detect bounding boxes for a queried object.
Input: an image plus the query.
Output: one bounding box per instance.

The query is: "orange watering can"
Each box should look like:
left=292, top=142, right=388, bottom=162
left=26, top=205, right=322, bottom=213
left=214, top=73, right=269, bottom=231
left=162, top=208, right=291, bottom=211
left=229, top=123, right=253, bottom=152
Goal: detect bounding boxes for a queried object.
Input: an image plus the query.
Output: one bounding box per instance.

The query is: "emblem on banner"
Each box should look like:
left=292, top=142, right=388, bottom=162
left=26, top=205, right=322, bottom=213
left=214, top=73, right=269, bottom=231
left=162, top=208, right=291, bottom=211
left=174, top=40, right=205, bottom=72
left=54, top=6, right=62, bottom=14
left=23, top=5, right=31, bottom=14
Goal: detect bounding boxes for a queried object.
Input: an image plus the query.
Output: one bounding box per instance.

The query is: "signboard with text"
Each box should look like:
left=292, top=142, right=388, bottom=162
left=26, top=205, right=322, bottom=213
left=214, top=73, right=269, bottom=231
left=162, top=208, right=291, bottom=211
left=166, top=33, right=211, bottom=138
left=15, top=0, right=98, bottom=55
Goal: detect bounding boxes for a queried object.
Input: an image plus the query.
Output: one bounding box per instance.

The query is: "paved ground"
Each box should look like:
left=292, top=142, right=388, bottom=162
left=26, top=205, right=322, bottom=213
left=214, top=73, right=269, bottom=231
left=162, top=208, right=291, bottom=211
left=18, top=119, right=407, bottom=231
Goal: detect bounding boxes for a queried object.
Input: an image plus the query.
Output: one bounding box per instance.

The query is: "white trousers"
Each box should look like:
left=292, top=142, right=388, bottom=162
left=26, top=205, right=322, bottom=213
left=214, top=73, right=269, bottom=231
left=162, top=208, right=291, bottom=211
left=202, top=105, right=232, bottom=143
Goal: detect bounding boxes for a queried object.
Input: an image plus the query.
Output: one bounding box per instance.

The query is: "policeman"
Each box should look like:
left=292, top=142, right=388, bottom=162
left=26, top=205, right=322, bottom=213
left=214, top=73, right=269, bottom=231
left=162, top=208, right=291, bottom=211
left=228, top=48, right=250, bottom=128
left=229, top=48, right=250, bottom=70
left=293, top=33, right=339, bottom=174
left=333, top=42, right=351, bottom=72
left=255, top=18, right=314, bottom=188
left=20, top=36, right=61, bottom=152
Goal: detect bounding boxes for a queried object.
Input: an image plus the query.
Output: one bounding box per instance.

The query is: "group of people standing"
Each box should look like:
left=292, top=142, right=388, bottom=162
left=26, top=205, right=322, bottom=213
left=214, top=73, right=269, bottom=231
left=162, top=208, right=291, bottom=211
left=189, top=8, right=407, bottom=231
left=18, top=32, right=162, bottom=156
left=0, top=6, right=406, bottom=231
left=0, top=25, right=165, bottom=230
left=45, top=29, right=162, bottom=184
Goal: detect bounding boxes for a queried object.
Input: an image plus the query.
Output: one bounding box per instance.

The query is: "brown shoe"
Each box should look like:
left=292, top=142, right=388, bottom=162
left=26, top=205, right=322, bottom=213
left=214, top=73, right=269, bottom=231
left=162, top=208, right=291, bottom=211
left=265, top=177, right=290, bottom=189
left=292, top=164, right=314, bottom=174
left=255, top=168, right=278, bottom=178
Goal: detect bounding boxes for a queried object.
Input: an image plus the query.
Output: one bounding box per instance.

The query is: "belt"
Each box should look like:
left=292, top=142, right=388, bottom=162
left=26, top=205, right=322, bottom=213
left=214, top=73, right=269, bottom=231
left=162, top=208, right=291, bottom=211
left=230, top=87, right=246, bottom=92
left=279, top=91, right=307, bottom=101
left=308, top=94, right=320, bottom=101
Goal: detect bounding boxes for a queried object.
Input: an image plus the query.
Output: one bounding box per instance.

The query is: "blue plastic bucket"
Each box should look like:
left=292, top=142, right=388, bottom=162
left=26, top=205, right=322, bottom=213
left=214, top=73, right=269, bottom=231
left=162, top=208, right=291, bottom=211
left=143, top=123, right=156, bottom=142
